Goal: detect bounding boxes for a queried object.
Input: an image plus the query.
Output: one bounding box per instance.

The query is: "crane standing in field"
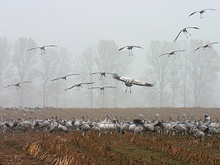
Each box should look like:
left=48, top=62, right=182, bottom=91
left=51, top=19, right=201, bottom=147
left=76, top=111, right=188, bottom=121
left=118, top=45, right=143, bottom=56
left=27, top=45, right=58, bottom=55
left=112, top=74, right=154, bottom=93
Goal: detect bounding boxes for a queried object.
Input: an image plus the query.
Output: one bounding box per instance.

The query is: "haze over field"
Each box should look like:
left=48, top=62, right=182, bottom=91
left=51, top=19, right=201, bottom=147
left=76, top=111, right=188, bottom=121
left=0, top=0, right=220, bottom=108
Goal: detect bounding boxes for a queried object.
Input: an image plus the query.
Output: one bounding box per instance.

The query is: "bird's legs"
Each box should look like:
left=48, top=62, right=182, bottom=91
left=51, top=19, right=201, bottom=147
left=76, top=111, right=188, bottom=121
left=125, top=86, right=128, bottom=93
left=200, top=13, right=203, bottom=19
left=129, top=49, right=133, bottom=56
left=184, top=31, right=191, bottom=38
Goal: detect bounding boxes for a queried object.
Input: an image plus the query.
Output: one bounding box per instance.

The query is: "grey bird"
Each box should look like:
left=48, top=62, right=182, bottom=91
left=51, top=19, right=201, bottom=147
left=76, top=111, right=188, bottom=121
left=51, top=74, right=80, bottom=81
left=89, top=86, right=116, bottom=94
left=194, top=42, right=218, bottom=51
left=159, top=50, right=185, bottom=57
left=174, top=27, right=199, bottom=42
left=27, top=45, right=57, bottom=55
left=4, top=81, right=31, bottom=89
left=118, top=45, right=143, bottom=56
left=90, top=72, right=114, bottom=80
left=113, top=73, right=154, bottom=93
left=189, top=9, right=215, bottom=19
left=65, top=82, right=95, bottom=91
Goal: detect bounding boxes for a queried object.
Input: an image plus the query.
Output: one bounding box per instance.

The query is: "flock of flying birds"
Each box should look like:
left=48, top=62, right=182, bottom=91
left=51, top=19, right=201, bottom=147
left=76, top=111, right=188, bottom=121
left=3, top=8, right=218, bottom=94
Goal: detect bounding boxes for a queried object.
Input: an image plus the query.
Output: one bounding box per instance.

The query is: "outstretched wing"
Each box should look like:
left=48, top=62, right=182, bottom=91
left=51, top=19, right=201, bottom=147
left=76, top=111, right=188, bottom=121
left=159, top=53, right=169, bottom=57
left=89, top=86, right=100, bottom=89
left=66, top=73, right=79, bottom=77
left=133, top=46, right=143, bottom=49
left=112, top=74, right=131, bottom=83
left=90, top=72, right=100, bottom=75
left=4, top=84, right=15, bottom=88
left=81, top=82, right=95, bottom=85
left=19, top=81, right=31, bottom=84
left=43, top=45, right=58, bottom=48
left=174, top=50, right=185, bottom=53
left=104, top=85, right=117, bottom=89
left=133, top=79, right=154, bottom=87
left=204, top=8, right=216, bottom=11
left=27, top=47, right=39, bottom=51
left=188, top=11, right=199, bottom=17
left=174, top=29, right=183, bottom=42
left=207, top=42, right=219, bottom=46
left=51, top=77, right=62, bottom=81
left=65, top=85, right=77, bottom=91
left=194, top=46, right=203, bottom=51
left=105, top=72, right=114, bottom=75
left=186, top=26, right=199, bottom=30
left=118, top=46, right=128, bottom=51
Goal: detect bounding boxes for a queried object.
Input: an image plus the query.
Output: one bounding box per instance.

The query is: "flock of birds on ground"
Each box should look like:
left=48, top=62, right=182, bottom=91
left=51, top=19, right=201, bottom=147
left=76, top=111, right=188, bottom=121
left=3, top=8, right=218, bottom=95
left=0, top=108, right=220, bottom=142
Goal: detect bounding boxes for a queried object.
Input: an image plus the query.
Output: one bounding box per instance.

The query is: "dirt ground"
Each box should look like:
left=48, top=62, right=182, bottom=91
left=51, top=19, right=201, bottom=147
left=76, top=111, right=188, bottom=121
left=1, top=107, right=219, bottom=121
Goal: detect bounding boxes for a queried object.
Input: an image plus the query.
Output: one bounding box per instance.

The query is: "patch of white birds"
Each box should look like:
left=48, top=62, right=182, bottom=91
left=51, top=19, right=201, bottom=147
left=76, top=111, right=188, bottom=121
left=1, top=111, right=219, bottom=141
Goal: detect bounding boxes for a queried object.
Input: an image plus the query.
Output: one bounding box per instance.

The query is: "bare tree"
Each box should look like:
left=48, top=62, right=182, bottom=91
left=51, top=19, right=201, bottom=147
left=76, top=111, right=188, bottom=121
left=189, top=39, right=220, bottom=106
left=13, top=37, right=37, bottom=106
left=50, top=48, right=74, bottom=107
left=146, top=41, right=172, bottom=107
left=0, top=37, right=12, bottom=106
left=74, top=40, right=132, bottom=108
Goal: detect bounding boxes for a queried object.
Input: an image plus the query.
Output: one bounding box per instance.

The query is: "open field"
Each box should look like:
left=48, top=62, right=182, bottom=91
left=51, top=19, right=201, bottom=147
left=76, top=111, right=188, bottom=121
left=1, top=107, right=220, bottom=120
left=0, top=107, right=220, bottom=164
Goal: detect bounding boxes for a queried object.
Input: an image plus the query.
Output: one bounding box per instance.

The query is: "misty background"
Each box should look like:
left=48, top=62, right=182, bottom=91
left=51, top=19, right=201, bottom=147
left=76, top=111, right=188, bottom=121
left=0, top=0, right=220, bottom=108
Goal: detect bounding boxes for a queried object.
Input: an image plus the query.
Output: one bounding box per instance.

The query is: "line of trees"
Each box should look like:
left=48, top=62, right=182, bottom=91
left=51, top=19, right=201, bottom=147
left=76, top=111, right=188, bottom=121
left=145, top=40, right=220, bottom=107
left=0, top=37, right=219, bottom=108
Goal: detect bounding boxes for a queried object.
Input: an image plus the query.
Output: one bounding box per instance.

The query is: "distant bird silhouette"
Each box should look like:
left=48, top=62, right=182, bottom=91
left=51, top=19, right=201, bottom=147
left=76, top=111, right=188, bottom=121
left=90, top=72, right=114, bottom=80
left=89, top=86, right=116, bottom=94
left=118, top=45, right=143, bottom=56
left=174, top=27, right=199, bottom=42
left=159, top=50, right=185, bottom=57
left=113, top=74, right=154, bottom=93
left=65, top=82, right=94, bottom=91
left=27, top=45, right=57, bottom=55
left=189, top=9, right=215, bottom=19
left=194, top=42, right=218, bottom=51
left=4, top=81, right=31, bottom=89
left=51, top=74, right=80, bottom=81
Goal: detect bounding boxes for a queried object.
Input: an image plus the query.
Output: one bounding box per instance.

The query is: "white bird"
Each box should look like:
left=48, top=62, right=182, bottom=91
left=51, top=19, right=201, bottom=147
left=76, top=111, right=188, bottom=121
left=51, top=73, right=80, bottom=81
left=118, top=45, right=143, bottom=56
left=65, top=82, right=95, bottom=91
left=90, top=72, right=114, bottom=80
left=194, top=42, right=218, bottom=51
left=174, top=27, right=199, bottom=42
left=89, top=86, right=116, bottom=94
left=27, top=45, right=57, bottom=55
left=189, top=9, right=215, bottom=19
left=159, top=50, right=185, bottom=57
left=112, top=73, right=154, bottom=93
left=4, top=81, right=31, bottom=89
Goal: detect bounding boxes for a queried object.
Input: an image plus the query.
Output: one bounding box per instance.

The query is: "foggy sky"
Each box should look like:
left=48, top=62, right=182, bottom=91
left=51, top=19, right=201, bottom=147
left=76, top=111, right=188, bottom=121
left=1, top=0, right=220, bottom=107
